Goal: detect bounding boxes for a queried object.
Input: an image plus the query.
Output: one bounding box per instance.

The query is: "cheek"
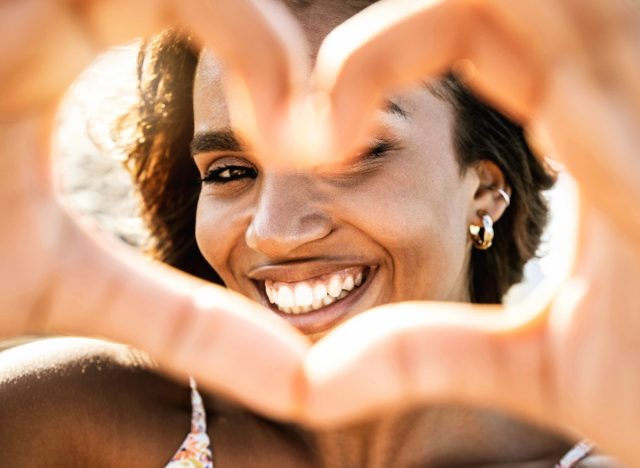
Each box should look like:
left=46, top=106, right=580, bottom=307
left=195, top=196, right=247, bottom=285
left=338, top=161, right=472, bottom=300
left=195, top=199, right=222, bottom=267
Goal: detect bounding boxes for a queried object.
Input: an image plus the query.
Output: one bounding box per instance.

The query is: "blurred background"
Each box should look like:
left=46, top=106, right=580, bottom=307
left=54, top=43, right=147, bottom=249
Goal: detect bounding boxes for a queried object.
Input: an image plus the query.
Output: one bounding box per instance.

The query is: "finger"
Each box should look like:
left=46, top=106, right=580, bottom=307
left=65, top=0, right=172, bottom=45
left=471, top=0, right=640, bottom=242
left=30, top=212, right=310, bottom=421
left=178, top=0, right=312, bottom=166
left=0, top=0, right=183, bottom=117
left=1, top=0, right=306, bottom=123
left=80, top=0, right=312, bottom=167
left=447, top=7, right=539, bottom=122
left=310, top=0, right=596, bottom=160
left=0, top=115, right=308, bottom=420
left=179, top=0, right=308, bottom=93
left=470, top=0, right=589, bottom=115
left=311, top=0, right=471, bottom=162
left=535, top=0, right=640, bottom=242
left=310, top=0, right=563, bottom=162
left=562, top=0, right=640, bottom=53
left=0, top=1, right=97, bottom=116
left=300, top=301, right=556, bottom=430
left=311, top=0, right=640, bottom=242
left=533, top=66, right=640, bottom=246
left=1, top=0, right=312, bottom=420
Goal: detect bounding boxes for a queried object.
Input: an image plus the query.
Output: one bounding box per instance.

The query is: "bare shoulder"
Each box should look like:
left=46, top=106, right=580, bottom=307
left=0, top=337, right=192, bottom=467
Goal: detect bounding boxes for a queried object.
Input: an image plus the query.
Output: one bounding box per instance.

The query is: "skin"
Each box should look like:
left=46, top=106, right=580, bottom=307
left=0, top=0, right=636, bottom=466
left=189, top=1, right=573, bottom=465
left=192, top=1, right=512, bottom=332
left=0, top=1, right=578, bottom=465
left=193, top=69, right=482, bottom=329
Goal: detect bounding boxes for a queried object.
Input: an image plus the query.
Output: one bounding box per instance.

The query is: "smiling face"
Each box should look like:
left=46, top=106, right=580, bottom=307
left=191, top=1, right=503, bottom=337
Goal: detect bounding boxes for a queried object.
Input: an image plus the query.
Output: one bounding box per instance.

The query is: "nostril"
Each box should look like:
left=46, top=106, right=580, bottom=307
left=298, top=213, right=333, bottom=238
left=245, top=211, right=333, bottom=255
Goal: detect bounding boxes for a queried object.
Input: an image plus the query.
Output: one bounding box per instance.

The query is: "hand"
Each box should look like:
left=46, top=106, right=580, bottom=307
left=310, top=0, right=640, bottom=241
left=291, top=0, right=640, bottom=464
left=0, top=0, right=313, bottom=420
left=3, top=0, right=640, bottom=464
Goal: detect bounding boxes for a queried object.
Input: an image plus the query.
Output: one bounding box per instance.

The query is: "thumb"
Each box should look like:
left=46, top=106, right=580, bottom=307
left=35, top=213, right=310, bottom=421
left=300, top=300, right=556, bottom=429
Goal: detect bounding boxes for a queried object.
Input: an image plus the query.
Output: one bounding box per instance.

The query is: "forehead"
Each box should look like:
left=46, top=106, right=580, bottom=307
left=193, top=0, right=378, bottom=132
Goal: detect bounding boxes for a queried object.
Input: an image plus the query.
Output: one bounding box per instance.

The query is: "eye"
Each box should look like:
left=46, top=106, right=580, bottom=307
left=201, top=164, right=258, bottom=185
left=317, top=136, right=400, bottom=183
left=361, top=138, right=396, bottom=161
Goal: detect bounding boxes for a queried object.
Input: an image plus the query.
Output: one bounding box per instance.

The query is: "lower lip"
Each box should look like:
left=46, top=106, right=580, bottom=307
left=264, top=267, right=376, bottom=335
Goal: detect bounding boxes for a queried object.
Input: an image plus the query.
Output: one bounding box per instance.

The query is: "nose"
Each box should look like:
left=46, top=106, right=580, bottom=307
left=245, top=173, right=333, bottom=257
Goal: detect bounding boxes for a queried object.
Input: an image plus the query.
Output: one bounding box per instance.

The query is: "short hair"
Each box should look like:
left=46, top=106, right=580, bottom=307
left=120, top=31, right=555, bottom=304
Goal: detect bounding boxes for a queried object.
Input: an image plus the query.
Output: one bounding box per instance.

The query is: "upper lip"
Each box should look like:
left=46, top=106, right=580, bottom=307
left=247, top=258, right=372, bottom=283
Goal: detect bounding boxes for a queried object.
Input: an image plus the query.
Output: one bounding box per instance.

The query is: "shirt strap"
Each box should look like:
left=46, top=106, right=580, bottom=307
left=555, top=440, right=594, bottom=468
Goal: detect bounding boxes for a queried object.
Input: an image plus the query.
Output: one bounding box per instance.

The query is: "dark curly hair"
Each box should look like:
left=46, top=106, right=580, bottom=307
left=121, top=30, right=555, bottom=304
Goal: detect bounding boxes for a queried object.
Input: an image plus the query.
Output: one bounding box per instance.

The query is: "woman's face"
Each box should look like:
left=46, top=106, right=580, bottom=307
left=191, top=1, right=491, bottom=337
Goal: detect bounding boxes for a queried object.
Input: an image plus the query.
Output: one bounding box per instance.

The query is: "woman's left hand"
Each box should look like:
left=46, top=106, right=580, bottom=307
left=280, top=1, right=640, bottom=465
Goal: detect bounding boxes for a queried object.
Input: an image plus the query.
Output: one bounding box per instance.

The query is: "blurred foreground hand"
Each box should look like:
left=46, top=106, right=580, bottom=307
left=1, top=1, right=640, bottom=465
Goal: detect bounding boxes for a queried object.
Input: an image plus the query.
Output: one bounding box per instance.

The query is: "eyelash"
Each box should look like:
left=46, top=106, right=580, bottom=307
left=362, top=138, right=396, bottom=160
left=199, top=138, right=396, bottom=185
left=201, top=165, right=258, bottom=185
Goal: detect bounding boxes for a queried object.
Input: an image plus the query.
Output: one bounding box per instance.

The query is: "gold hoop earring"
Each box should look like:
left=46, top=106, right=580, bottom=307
left=469, top=213, right=494, bottom=250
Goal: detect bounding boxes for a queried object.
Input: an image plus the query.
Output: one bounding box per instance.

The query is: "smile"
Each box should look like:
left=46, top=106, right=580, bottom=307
left=248, top=261, right=377, bottom=334
left=265, top=266, right=366, bottom=314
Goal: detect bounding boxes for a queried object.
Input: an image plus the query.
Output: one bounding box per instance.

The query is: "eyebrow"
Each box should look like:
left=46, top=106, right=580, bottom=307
left=190, top=101, right=408, bottom=156
left=385, top=100, right=409, bottom=119
left=191, top=130, right=243, bottom=156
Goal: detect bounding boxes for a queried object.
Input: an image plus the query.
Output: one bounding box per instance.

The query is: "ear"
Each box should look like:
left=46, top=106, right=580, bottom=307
left=469, top=160, right=511, bottom=226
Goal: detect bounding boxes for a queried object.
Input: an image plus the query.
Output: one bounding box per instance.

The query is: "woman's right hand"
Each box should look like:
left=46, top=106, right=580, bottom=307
left=0, top=0, right=311, bottom=420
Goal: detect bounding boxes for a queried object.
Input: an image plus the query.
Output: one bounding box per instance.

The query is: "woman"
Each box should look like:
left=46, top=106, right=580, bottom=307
left=0, top=0, right=638, bottom=466
left=125, top=24, right=569, bottom=464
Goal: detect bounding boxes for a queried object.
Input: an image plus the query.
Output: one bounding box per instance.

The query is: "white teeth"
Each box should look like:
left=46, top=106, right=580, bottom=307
left=264, top=280, right=278, bottom=304
left=266, top=287, right=277, bottom=304
left=323, top=295, right=335, bottom=306
left=328, top=275, right=342, bottom=298
left=313, top=283, right=328, bottom=302
left=294, top=283, right=314, bottom=307
left=277, top=286, right=294, bottom=308
left=265, top=267, right=368, bottom=314
left=343, top=275, right=354, bottom=291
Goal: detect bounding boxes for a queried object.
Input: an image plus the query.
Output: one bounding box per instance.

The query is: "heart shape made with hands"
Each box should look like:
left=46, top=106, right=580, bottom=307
left=172, top=2, right=640, bottom=452
left=2, top=0, right=640, bottom=465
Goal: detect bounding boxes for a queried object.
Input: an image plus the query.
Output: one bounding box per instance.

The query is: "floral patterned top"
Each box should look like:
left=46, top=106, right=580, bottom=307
left=166, top=378, right=213, bottom=468
left=165, top=379, right=593, bottom=468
